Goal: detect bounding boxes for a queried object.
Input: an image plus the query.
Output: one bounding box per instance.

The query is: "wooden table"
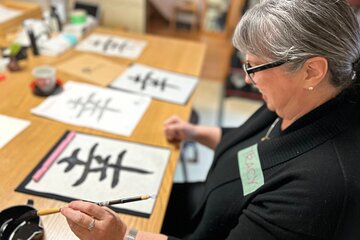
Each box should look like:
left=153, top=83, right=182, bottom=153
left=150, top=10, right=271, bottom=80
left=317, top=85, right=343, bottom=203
left=0, top=28, right=206, bottom=239
left=0, top=0, right=42, bottom=36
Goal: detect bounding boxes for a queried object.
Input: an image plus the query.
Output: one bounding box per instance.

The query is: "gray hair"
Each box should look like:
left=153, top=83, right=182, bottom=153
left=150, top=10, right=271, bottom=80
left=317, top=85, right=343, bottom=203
left=233, top=0, right=360, bottom=88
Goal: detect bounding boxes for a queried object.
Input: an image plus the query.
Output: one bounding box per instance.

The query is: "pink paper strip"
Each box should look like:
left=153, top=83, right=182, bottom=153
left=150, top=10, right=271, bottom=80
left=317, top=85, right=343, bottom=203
left=32, top=131, right=77, bottom=182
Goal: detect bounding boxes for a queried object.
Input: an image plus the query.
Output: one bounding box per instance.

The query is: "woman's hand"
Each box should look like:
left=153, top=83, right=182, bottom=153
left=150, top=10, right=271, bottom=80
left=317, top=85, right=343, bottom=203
left=164, top=115, right=221, bottom=149
left=163, top=115, right=196, bottom=143
left=61, top=200, right=127, bottom=240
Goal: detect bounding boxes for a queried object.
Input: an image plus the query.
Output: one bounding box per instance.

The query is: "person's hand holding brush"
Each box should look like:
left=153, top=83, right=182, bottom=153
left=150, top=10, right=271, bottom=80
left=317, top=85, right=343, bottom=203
left=61, top=200, right=127, bottom=240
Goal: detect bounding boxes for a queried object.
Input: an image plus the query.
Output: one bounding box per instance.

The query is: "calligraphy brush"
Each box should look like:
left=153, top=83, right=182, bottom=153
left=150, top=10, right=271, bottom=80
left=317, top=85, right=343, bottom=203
left=12, top=194, right=156, bottom=225
left=96, top=194, right=156, bottom=206
left=10, top=208, right=62, bottom=228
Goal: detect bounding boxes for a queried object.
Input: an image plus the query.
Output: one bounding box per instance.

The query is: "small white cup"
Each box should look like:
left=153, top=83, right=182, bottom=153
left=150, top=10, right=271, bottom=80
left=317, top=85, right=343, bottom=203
left=32, top=65, right=56, bottom=94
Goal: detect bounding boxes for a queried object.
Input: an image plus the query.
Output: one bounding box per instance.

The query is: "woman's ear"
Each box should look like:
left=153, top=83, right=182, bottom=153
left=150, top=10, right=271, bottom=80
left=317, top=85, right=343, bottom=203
left=302, top=56, right=328, bottom=89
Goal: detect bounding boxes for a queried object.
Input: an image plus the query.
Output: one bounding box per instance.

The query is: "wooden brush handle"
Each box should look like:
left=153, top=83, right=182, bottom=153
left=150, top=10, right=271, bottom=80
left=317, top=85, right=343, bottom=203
left=37, top=208, right=61, bottom=216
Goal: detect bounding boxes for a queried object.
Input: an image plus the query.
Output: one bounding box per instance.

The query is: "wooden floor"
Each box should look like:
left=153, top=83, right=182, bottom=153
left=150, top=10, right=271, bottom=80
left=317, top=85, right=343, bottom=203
left=147, top=12, right=234, bottom=83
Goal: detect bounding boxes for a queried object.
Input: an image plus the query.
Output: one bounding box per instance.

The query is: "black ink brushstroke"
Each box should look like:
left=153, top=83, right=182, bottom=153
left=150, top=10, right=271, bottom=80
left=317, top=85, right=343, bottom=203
left=128, top=71, right=180, bottom=92
left=67, top=92, right=121, bottom=121
left=57, top=143, right=153, bottom=188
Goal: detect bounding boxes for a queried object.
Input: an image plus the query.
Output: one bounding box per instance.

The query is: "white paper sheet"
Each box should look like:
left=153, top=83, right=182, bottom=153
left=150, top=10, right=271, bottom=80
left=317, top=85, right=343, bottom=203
left=0, top=114, right=30, bottom=149
left=76, top=33, right=147, bottom=59
left=24, top=132, right=170, bottom=216
left=110, top=64, right=198, bottom=105
left=0, top=5, right=21, bottom=23
left=31, top=81, right=151, bottom=136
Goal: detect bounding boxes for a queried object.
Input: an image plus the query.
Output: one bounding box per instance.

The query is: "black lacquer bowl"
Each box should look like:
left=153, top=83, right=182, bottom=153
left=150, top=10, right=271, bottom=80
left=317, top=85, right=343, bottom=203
left=0, top=200, right=43, bottom=240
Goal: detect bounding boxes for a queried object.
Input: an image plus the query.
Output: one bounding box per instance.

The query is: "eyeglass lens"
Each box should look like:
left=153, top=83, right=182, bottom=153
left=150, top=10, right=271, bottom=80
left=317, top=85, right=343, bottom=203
left=242, top=63, right=256, bottom=85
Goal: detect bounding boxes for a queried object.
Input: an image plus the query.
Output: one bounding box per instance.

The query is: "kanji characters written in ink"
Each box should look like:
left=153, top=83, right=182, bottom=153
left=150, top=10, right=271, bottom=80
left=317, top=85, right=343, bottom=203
left=111, top=64, right=198, bottom=105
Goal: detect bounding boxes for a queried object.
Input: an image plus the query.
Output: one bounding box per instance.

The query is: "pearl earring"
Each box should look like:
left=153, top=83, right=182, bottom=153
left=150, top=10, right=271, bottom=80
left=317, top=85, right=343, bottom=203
left=308, top=86, right=314, bottom=91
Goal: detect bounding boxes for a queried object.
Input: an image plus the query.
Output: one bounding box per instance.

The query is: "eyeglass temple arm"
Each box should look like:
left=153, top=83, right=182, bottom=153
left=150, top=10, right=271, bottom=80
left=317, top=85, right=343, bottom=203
left=246, top=59, right=288, bottom=74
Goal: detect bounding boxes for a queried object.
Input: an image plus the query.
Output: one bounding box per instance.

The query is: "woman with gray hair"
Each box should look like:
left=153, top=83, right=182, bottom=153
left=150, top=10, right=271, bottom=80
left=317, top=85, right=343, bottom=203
left=61, top=0, right=360, bottom=239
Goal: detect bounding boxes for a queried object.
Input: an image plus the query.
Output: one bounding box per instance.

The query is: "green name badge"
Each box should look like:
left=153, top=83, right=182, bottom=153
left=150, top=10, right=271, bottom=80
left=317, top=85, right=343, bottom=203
left=237, top=144, right=264, bottom=196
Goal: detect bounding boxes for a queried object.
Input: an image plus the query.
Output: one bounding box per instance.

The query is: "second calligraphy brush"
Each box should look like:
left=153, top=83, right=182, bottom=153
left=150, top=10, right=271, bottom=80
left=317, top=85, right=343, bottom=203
left=12, top=194, right=156, bottom=225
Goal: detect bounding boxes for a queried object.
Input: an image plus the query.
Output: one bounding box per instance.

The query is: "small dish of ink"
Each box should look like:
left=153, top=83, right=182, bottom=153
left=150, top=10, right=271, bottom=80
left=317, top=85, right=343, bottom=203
left=0, top=200, right=43, bottom=240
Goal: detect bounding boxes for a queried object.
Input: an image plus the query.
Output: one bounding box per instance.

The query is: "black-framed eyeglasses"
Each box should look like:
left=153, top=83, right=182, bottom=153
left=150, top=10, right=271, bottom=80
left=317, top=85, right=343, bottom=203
left=242, top=59, right=288, bottom=85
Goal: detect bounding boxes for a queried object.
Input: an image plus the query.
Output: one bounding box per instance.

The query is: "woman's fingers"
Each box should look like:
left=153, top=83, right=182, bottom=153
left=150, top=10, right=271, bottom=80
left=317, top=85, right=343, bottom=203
left=102, top=206, right=120, bottom=219
left=61, top=206, right=95, bottom=229
left=61, top=201, right=128, bottom=240
left=164, top=123, right=183, bottom=142
left=66, top=218, right=89, bottom=239
left=68, top=200, right=108, bottom=220
left=62, top=207, right=98, bottom=240
left=163, top=115, right=181, bottom=126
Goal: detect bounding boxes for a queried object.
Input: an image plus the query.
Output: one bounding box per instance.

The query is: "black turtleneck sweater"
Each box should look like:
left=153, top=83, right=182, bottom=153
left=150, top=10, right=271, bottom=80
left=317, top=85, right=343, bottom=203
left=168, top=87, right=360, bottom=240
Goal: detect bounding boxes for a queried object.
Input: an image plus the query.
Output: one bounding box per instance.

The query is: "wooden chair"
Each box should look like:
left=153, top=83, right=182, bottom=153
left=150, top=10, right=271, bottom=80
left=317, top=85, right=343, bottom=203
left=170, top=0, right=206, bottom=32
